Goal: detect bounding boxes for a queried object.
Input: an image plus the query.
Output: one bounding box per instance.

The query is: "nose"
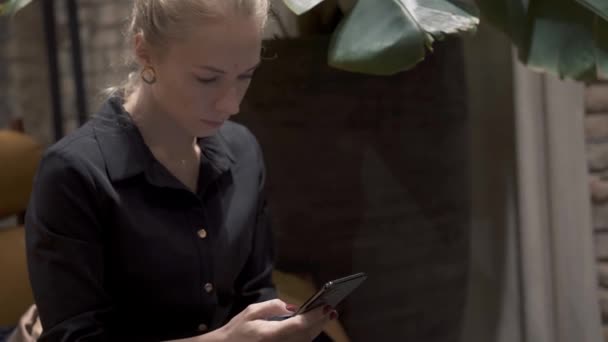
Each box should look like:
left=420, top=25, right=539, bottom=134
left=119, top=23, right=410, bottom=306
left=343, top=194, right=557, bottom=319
left=214, top=85, right=240, bottom=117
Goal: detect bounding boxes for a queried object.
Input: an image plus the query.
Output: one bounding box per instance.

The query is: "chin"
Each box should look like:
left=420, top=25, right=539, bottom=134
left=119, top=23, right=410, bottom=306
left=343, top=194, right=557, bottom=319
left=193, top=126, right=220, bottom=138
left=196, top=132, right=216, bottom=138
left=185, top=120, right=223, bottom=138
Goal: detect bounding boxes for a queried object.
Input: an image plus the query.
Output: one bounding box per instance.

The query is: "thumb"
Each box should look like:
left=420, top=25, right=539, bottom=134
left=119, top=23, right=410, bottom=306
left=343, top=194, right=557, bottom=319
left=243, top=299, right=292, bottom=320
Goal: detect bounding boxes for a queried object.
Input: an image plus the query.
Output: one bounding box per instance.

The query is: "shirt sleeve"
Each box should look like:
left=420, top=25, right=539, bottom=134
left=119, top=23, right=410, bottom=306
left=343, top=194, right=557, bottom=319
left=25, top=150, right=116, bottom=341
left=231, top=138, right=277, bottom=314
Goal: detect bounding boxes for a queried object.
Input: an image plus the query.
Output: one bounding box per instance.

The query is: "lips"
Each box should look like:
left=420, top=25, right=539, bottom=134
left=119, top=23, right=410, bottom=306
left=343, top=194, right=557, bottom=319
left=200, top=119, right=224, bottom=128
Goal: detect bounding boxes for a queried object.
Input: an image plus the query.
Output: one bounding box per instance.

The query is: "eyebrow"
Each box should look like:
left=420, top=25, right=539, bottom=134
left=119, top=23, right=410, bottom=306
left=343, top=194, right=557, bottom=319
left=197, top=63, right=260, bottom=74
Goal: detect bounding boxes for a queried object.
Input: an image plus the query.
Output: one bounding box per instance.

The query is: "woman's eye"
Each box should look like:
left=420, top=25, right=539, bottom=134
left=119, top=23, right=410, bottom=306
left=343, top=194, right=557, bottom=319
left=196, top=77, right=219, bottom=84
left=239, top=75, right=254, bottom=81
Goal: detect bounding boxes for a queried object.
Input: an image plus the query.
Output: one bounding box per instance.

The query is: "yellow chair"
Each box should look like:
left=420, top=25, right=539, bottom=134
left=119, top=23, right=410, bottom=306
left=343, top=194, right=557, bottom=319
left=0, top=131, right=42, bottom=219
left=0, top=227, right=33, bottom=327
left=0, top=130, right=42, bottom=326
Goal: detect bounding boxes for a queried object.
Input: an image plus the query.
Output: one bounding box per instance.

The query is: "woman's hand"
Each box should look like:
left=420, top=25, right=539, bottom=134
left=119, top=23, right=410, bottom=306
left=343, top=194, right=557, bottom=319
left=215, top=299, right=336, bottom=342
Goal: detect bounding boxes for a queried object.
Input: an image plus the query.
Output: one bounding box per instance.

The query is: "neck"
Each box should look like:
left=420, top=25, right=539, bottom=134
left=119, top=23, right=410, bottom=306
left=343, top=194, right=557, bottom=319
left=123, top=86, right=198, bottom=160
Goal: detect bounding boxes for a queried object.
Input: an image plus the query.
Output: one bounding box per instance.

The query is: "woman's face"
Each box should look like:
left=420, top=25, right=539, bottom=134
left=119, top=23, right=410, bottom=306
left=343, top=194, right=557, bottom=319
left=148, top=16, right=262, bottom=138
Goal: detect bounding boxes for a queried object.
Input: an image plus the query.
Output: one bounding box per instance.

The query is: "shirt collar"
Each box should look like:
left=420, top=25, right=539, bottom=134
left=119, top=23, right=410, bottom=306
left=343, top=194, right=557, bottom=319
left=93, top=95, right=235, bottom=183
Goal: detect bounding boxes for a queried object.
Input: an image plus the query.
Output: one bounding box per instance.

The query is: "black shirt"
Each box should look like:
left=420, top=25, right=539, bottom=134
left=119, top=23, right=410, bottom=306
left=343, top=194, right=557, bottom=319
left=25, top=96, right=277, bottom=341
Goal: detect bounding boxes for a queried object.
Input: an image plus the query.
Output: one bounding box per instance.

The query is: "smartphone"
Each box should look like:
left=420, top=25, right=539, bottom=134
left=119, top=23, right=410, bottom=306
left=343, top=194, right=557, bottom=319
left=268, top=272, right=367, bottom=320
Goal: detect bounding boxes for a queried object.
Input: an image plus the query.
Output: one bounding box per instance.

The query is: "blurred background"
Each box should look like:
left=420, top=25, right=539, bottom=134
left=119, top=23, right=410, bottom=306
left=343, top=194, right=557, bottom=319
left=0, top=0, right=607, bottom=341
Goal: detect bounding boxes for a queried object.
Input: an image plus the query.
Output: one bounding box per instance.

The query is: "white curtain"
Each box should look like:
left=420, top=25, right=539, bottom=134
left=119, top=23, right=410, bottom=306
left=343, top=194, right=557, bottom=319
left=460, top=23, right=603, bottom=342
left=511, top=56, right=602, bottom=342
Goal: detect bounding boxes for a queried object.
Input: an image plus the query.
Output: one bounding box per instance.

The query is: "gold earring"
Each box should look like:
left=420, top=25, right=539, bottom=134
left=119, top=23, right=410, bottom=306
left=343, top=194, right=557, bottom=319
left=141, top=66, right=157, bottom=84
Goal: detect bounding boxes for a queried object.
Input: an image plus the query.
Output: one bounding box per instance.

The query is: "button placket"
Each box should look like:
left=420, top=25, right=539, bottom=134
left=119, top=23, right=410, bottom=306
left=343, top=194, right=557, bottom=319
left=195, top=198, right=217, bottom=306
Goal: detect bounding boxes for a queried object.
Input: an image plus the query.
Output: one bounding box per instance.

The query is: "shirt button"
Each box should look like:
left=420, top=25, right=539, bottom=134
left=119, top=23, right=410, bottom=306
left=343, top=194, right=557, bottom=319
left=197, top=323, right=208, bottom=332
left=204, top=282, right=214, bottom=293
left=197, top=229, right=207, bottom=239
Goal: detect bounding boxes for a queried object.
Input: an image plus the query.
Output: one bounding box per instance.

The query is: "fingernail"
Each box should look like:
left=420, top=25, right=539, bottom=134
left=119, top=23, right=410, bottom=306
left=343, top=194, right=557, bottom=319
left=323, top=305, right=332, bottom=314
left=286, top=304, right=298, bottom=312
left=330, top=310, right=338, bottom=320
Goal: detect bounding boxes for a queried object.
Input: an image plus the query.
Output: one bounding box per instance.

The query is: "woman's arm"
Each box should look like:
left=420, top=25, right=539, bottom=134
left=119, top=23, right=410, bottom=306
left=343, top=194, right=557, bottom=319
left=26, top=150, right=116, bottom=341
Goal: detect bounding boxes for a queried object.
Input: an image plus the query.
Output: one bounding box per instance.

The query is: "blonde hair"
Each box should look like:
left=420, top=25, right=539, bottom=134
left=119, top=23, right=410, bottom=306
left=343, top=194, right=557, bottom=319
left=108, top=0, right=270, bottom=98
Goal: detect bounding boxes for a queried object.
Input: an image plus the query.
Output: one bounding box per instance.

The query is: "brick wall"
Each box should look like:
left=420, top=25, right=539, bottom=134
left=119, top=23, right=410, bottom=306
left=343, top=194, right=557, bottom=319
left=586, top=82, right=608, bottom=339
left=0, top=0, right=131, bottom=145
left=0, top=1, right=51, bottom=144
left=55, top=0, right=132, bottom=133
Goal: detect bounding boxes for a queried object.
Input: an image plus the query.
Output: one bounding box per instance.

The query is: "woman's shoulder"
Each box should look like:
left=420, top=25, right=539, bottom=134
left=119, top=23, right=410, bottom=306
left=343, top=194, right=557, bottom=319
left=39, top=121, right=105, bottom=181
left=218, top=120, right=257, bottom=144
left=217, top=120, right=263, bottom=161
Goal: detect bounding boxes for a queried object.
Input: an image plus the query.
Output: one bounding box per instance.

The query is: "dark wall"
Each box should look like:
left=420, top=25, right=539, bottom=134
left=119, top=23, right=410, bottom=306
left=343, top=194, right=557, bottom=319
left=237, top=36, right=469, bottom=342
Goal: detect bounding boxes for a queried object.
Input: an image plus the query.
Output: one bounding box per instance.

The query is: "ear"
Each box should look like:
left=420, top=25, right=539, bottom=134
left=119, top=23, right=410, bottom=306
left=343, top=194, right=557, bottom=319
left=133, top=33, right=152, bottom=66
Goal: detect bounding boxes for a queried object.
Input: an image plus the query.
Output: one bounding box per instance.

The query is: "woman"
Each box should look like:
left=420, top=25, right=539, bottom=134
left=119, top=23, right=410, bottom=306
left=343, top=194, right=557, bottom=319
left=24, top=0, right=336, bottom=341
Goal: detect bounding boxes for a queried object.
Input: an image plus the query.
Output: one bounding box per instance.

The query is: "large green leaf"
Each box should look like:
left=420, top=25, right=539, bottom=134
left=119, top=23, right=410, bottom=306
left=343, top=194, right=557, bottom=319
left=282, top=0, right=326, bottom=15
left=0, top=0, right=33, bottom=15
left=328, top=0, right=479, bottom=75
left=519, top=0, right=603, bottom=80
left=403, top=0, right=479, bottom=38
left=327, top=0, right=425, bottom=75
left=475, top=0, right=526, bottom=46
left=576, top=0, right=608, bottom=21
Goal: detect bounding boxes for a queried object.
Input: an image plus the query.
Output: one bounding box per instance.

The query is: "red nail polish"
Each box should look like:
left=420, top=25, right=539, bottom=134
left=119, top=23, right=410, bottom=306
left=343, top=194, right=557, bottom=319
left=286, top=304, right=298, bottom=312
left=330, top=311, right=338, bottom=320
left=323, top=305, right=332, bottom=314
